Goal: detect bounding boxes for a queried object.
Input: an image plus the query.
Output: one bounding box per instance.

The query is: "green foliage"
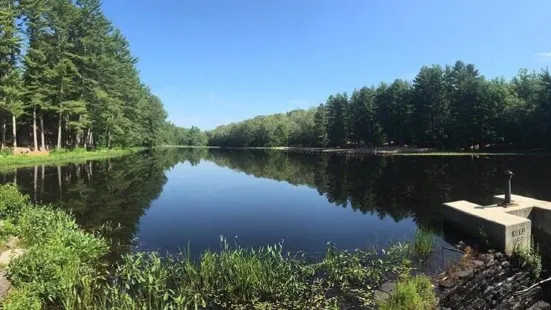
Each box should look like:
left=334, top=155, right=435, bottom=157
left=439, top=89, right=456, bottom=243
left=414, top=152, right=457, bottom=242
left=161, top=124, right=209, bottom=146
left=2, top=288, right=41, bottom=310
left=0, top=185, right=109, bottom=306
left=513, top=244, right=542, bottom=279
left=63, top=239, right=412, bottom=310
left=413, top=229, right=435, bottom=259
left=0, top=184, right=29, bottom=219
left=378, top=274, right=437, bottom=310
left=0, top=0, right=192, bottom=151
left=208, top=61, right=551, bottom=151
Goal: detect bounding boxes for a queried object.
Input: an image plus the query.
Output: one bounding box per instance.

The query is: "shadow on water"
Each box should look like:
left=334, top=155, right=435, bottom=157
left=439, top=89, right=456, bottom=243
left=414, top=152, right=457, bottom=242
left=1, top=148, right=551, bottom=270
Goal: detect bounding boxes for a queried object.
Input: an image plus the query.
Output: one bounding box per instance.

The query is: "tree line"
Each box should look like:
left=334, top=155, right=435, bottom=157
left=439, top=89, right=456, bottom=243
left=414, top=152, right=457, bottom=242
left=208, top=61, right=551, bottom=150
left=0, top=0, right=203, bottom=151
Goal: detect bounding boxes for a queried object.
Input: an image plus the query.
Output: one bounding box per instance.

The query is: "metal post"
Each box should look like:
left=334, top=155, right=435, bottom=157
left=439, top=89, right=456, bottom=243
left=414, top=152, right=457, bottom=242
left=504, top=169, right=514, bottom=205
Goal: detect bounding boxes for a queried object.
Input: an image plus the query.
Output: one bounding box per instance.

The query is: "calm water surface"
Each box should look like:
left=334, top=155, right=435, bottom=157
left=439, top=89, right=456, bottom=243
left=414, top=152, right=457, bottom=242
left=2, top=149, right=551, bottom=261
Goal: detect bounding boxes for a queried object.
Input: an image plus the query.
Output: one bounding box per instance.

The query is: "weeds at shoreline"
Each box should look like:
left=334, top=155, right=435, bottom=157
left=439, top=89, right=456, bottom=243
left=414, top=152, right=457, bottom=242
left=378, top=274, right=437, bottom=310
left=513, top=243, right=542, bottom=279
left=413, top=229, right=435, bottom=260
left=0, top=184, right=419, bottom=309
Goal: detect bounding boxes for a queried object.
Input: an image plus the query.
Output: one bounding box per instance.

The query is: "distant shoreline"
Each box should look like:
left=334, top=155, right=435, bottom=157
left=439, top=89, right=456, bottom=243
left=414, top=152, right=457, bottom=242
left=164, top=145, right=548, bottom=156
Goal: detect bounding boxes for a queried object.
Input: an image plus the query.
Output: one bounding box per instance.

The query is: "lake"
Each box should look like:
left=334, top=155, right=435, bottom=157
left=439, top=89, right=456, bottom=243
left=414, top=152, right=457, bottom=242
left=2, top=148, right=551, bottom=263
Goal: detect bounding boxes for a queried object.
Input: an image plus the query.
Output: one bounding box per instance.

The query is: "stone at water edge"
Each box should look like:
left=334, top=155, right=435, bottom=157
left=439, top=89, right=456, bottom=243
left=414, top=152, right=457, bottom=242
left=527, top=301, right=551, bottom=310
left=0, top=271, right=11, bottom=300
left=379, top=281, right=396, bottom=295
left=0, top=249, right=26, bottom=266
left=373, top=290, right=390, bottom=303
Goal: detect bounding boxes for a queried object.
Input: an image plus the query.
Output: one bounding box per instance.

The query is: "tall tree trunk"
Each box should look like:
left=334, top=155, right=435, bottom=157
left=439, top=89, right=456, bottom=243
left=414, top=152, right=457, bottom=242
left=83, top=129, right=88, bottom=149
left=1, top=113, right=6, bottom=150
left=57, top=112, right=62, bottom=149
left=40, top=113, right=46, bottom=150
left=107, top=128, right=111, bottom=149
left=57, top=165, right=62, bottom=192
left=41, top=164, right=45, bottom=198
left=76, top=132, right=81, bottom=148
left=34, top=165, right=38, bottom=203
left=89, top=131, right=94, bottom=148
left=33, top=107, right=38, bottom=151
left=13, top=168, right=17, bottom=186
left=12, top=115, right=17, bottom=148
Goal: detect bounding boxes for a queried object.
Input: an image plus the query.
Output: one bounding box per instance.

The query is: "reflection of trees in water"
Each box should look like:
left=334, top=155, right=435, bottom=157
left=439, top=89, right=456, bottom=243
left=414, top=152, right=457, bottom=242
left=2, top=149, right=551, bottom=256
left=0, top=148, right=208, bottom=258
left=207, top=151, right=551, bottom=230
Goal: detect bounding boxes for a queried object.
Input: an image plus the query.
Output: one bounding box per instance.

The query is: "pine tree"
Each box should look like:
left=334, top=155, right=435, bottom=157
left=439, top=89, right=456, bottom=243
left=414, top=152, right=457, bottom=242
left=0, top=0, right=25, bottom=149
left=412, top=65, right=447, bottom=147
left=313, top=104, right=328, bottom=147
left=326, top=93, right=349, bottom=147
left=20, top=0, right=50, bottom=150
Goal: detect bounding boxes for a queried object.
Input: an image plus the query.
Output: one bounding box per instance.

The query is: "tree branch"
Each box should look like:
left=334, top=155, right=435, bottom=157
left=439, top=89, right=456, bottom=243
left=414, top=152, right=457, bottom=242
left=515, top=277, right=551, bottom=295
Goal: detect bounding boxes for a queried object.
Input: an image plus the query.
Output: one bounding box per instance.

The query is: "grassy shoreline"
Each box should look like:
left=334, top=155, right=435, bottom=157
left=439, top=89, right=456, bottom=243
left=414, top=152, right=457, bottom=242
left=0, top=148, right=143, bottom=171
left=0, top=185, right=438, bottom=309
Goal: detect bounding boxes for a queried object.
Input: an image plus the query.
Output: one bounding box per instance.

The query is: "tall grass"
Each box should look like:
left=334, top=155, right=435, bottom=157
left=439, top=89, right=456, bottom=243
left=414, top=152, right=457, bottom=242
left=413, top=229, right=435, bottom=259
left=64, top=241, right=412, bottom=309
left=378, top=274, right=437, bottom=310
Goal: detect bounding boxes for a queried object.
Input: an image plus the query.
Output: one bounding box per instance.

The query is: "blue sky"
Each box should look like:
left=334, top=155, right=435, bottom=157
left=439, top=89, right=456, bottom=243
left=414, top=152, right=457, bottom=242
left=102, top=0, right=551, bottom=130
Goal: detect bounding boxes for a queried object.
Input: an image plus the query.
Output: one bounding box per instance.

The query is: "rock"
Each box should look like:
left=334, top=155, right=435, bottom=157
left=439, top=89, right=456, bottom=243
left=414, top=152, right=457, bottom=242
left=0, top=249, right=26, bottom=266
left=471, top=260, right=485, bottom=268
left=373, top=290, right=390, bottom=303
left=0, top=271, right=10, bottom=300
left=438, top=252, right=547, bottom=310
left=455, top=267, right=474, bottom=279
left=528, top=301, right=551, bottom=310
left=380, top=281, right=396, bottom=294
left=5, top=236, right=19, bottom=249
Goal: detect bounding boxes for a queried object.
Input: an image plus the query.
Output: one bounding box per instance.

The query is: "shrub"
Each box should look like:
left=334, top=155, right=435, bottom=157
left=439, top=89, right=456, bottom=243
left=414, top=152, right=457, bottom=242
left=0, top=148, right=12, bottom=157
left=0, top=184, right=109, bottom=304
left=0, top=184, right=29, bottom=220
left=379, top=274, right=437, bottom=310
left=513, top=244, right=542, bottom=279
left=49, top=148, right=70, bottom=155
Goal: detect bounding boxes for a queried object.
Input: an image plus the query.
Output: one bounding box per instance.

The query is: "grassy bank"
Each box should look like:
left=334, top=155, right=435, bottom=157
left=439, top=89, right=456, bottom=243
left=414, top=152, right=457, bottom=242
left=0, top=148, right=143, bottom=170
left=0, top=185, right=435, bottom=309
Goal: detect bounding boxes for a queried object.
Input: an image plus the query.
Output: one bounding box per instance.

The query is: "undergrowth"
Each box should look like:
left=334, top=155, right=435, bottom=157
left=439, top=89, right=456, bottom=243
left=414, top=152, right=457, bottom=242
left=513, top=243, right=542, bottom=279
left=378, top=273, right=437, bottom=310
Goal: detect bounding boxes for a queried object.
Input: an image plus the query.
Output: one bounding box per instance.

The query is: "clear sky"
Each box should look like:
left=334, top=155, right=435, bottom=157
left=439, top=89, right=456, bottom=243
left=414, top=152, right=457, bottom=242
left=101, top=0, right=551, bottom=130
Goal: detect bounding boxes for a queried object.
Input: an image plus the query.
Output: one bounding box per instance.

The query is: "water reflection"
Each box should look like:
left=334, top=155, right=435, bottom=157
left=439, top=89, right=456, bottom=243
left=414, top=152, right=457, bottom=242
left=2, top=149, right=551, bottom=257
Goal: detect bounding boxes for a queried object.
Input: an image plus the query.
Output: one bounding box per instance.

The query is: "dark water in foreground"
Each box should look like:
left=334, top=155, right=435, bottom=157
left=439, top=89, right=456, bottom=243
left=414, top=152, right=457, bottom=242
left=2, top=149, right=551, bottom=263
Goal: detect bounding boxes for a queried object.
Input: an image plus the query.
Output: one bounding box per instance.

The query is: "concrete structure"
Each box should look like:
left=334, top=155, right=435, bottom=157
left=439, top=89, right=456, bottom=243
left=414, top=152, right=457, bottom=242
left=442, top=195, right=551, bottom=255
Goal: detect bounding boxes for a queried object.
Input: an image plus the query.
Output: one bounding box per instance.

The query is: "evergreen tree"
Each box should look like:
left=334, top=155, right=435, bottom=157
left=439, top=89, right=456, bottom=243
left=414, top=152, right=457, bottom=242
left=0, top=0, right=25, bottom=148
left=313, top=104, right=328, bottom=147
left=326, top=93, right=349, bottom=147
left=411, top=65, right=447, bottom=147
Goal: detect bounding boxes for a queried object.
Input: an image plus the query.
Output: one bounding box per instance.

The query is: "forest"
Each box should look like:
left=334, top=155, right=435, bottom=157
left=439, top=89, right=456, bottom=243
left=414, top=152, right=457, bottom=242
left=0, top=0, right=206, bottom=151
left=208, top=62, right=551, bottom=151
